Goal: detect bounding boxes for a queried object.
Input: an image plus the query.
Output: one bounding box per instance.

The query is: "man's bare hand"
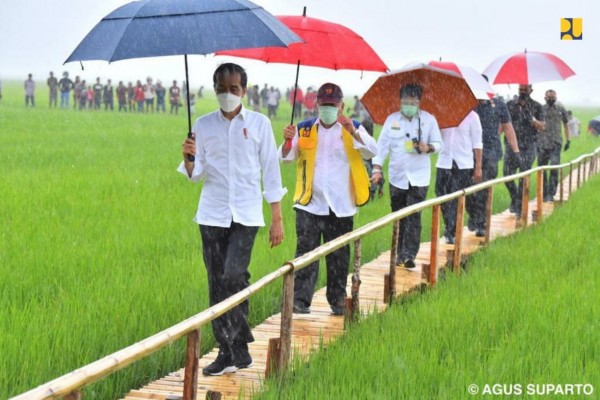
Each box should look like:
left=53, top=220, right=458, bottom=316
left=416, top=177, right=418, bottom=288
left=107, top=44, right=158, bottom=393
left=269, top=217, right=284, bottom=248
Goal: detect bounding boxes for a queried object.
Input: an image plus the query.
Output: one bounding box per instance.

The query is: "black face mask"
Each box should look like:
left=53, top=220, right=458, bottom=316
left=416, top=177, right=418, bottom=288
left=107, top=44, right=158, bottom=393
left=519, top=93, right=530, bottom=101
left=546, top=99, right=556, bottom=106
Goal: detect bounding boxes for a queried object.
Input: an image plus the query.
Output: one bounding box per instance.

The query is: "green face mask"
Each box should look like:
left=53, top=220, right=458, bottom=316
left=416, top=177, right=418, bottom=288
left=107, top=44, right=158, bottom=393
left=401, top=104, right=418, bottom=118
left=318, top=105, right=339, bottom=125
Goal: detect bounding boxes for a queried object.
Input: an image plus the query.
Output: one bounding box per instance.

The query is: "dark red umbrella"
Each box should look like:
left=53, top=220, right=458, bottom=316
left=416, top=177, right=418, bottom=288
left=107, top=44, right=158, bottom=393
left=216, top=7, right=388, bottom=126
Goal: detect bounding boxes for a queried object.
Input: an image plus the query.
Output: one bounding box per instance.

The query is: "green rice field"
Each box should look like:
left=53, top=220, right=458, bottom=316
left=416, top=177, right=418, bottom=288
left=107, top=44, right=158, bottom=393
left=1, top=80, right=598, bottom=398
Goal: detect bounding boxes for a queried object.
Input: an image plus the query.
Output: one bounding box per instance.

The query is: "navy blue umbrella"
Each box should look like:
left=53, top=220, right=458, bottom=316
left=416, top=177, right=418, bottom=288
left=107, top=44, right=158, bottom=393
left=65, top=0, right=301, bottom=159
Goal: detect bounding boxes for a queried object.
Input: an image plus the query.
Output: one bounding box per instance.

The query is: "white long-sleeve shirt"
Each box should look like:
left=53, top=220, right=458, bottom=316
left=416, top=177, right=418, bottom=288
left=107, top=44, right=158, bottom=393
left=177, top=107, right=286, bottom=227
left=279, top=119, right=377, bottom=217
left=372, top=110, right=442, bottom=189
left=436, top=111, right=483, bottom=170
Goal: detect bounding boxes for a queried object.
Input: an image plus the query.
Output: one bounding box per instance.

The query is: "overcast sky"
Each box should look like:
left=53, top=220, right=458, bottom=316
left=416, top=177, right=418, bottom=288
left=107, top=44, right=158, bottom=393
left=0, top=0, right=597, bottom=106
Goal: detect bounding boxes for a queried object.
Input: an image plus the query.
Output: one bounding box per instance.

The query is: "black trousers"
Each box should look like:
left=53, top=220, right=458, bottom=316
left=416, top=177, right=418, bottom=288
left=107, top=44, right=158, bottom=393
left=293, top=209, right=353, bottom=310
left=389, top=184, right=428, bottom=262
left=435, top=163, right=473, bottom=238
left=537, top=143, right=561, bottom=198
left=466, top=157, right=499, bottom=230
left=504, top=147, right=537, bottom=211
left=199, top=223, right=258, bottom=347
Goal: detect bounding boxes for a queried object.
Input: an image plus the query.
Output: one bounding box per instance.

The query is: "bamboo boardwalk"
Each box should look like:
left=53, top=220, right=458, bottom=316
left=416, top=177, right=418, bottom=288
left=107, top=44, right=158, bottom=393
left=121, top=165, right=587, bottom=400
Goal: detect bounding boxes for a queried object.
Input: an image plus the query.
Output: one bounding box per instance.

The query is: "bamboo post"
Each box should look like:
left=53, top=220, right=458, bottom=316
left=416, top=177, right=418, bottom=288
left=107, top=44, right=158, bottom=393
left=388, top=220, right=400, bottom=302
left=520, top=176, right=530, bottom=227
left=383, top=273, right=390, bottom=304
left=183, top=330, right=200, bottom=400
left=278, top=268, right=294, bottom=376
left=206, top=391, right=222, bottom=400
left=577, top=161, right=581, bottom=189
left=350, top=239, right=362, bottom=321
left=583, top=160, right=587, bottom=183
left=452, top=195, right=465, bottom=273
left=265, top=337, right=281, bottom=379
left=484, top=187, right=494, bottom=245
left=569, top=162, right=573, bottom=197
left=559, top=167, right=564, bottom=202
left=536, top=170, right=543, bottom=222
left=65, top=391, right=82, bottom=400
left=428, top=204, right=440, bottom=286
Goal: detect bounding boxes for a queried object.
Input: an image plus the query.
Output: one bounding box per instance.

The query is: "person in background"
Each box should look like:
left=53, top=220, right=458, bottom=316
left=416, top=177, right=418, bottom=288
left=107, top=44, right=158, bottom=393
left=86, top=85, right=94, bottom=109
left=267, top=86, right=279, bottom=119
left=504, top=84, right=545, bottom=218
left=144, top=77, right=155, bottom=113
left=567, top=111, right=580, bottom=138
left=260, top=83, right=269, bottom=108
left=537, top=89, right=570, bottom=202
left=103, top=79, right=114, bottom=111
left=371, top=83, right=442, bottom=269
left=303, top=86, right=317, bottom=119
left=58, top=72, right=74, bottom=109
left=170, top=80, right=181, bottom=115
left=180, top=62, right=285, bottom=377
left=78, top=80, right=87, bottom=110
left=436, top=110, right=483, bottom=244
left=135, top=80, right=145, bottom=113
left=155, top=80, right=166, bottom=113
left=25, top=73, right=35, bottom=107
left=47, top=71, right=58, bottom=108
left=93, top=78, right=103, bottom=110
left=73, top=75, right=82, bottom=110
left=280, top=82, right=376, bottom=315
left=289, top=85, right=304, bottom=120
left=127, top=82, right=135, bottom=112
left=117, top=81, right=127, bottom=112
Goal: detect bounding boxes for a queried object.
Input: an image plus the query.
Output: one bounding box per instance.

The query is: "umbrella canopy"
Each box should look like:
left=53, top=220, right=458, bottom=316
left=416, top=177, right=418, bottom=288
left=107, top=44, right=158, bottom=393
left=361, top=63, right=478, bottom=128
left=428, top=60, right=494, bottom=100
left=215, top=12, right=388, bottom=72
left=482, top=50, right=576, bottom=85
left=65, top=0, right=301, bottom=62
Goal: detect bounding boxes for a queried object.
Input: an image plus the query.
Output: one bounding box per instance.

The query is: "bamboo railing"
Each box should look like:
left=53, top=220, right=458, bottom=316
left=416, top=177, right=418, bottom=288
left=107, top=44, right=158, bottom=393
left=11, top=147, right=600, bottom=400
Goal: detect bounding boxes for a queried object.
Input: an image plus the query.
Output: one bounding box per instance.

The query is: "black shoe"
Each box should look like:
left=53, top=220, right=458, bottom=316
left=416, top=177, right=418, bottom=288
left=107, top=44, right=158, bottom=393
left=231, top=342, right=253, bottom=369
left=331, top=306, right=345, bottom=316
left=509, top=201, right=517, bottom=214
left=445, top=235, right=455, bottom=244
left=475, top=228, right=485, bottom=237
left=467, top=220, right=476, bottom=232
left=403, top=259, right=416, bottom=269
left=202, top=347, right=236, bottom=376
left=293, top=304, right=311, bottom=314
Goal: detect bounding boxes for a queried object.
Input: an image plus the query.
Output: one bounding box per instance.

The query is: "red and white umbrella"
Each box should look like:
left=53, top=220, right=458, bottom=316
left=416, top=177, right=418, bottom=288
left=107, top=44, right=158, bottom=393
left=428, top=60, right=494, bottom=100
left=483, top=50, right=575, bottom=85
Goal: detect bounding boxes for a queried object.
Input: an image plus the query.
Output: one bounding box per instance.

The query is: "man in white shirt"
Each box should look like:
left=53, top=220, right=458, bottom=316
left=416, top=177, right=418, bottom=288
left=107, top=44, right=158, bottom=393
left=280, top=82, right=377, bottom=316
left=436, top=110, right=483, bottom=244
left=179, top=63, right=286, bottom=377
left=372, top=83, right=442, bottom=269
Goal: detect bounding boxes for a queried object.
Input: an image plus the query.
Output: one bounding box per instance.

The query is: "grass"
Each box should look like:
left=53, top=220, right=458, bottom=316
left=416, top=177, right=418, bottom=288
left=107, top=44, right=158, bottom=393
left=257, top=172, right=600, bottom=400
left=1, top=79, right=599, bottom=398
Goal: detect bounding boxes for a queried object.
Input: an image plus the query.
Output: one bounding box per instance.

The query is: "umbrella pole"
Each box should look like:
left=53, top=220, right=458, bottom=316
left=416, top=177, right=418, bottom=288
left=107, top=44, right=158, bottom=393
left=184, top=54, right=194, bottom=162
left=290, top=60, right=301, bottom=126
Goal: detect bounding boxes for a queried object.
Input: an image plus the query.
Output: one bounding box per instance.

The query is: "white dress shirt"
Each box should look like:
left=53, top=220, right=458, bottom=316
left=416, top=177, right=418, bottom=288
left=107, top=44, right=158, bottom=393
left=437, top=111, right=483, bottom=170
left=177, top=107, right=287, bottom=227
left=279, top=119, right=377, bottom=217
left=372, top=110, right=442, bottom=189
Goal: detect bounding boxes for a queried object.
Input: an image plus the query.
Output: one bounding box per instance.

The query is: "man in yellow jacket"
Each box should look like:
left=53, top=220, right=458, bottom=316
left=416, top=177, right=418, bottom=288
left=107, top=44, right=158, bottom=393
left=280, top=82, right=377, bottom=315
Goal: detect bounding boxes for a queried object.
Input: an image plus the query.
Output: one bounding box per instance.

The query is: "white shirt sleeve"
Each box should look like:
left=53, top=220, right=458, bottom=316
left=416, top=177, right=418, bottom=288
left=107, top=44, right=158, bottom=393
left=259, top=120, right=287, bottom=203
left=353, top=126, right=377, bottom=160
left=372, top=123, right=391, bottom=166
left=278, top=128, right=299, bottom=163
left=470, top=112, right=483, bottom=150
left=427, top=117, right=443, bottom=153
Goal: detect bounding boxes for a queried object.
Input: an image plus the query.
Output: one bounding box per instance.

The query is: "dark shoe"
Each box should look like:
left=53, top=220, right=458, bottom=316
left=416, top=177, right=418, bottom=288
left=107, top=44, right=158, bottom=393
left=331, top=306, right=345, bottom=316
left=467, top=220, right=476, bottom=232
left=445, top=235, right=455, bottom=244
left=475, top=229, right=485, bottom=237
left=293, top=304, right=311, bottom=314
left=202, top=347, right=236, bottom=376
left=231, top=342, right=253, bottom=369
left=403, top=259, right=416, bottom=269
left=509, top=201, right=517, bottom=214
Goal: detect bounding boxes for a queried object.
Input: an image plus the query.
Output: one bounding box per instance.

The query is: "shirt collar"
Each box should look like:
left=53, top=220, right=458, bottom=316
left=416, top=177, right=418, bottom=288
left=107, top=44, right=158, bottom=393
left=217, top=105, right=247, bottom=122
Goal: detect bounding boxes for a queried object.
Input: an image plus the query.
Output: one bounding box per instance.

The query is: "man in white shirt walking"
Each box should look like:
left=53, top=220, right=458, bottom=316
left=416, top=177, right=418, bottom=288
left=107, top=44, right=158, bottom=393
left=179, top=63, right=286, bottom=377
left=436, top=110, right=483, bottom=244
left=371, top=83, right=442, bottom=269
left=280, top=82, right=377, bottom=316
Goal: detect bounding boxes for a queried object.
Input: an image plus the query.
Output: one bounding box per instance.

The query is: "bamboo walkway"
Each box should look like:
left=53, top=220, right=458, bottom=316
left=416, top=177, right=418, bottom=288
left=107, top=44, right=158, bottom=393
left=121, top=166, right=586, bottom=400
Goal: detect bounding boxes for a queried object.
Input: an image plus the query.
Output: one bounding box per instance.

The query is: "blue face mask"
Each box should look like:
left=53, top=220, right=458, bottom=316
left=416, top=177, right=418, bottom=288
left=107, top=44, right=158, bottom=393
left=401, top=104, right=418, bottom=118
left=318, top=105, right=339, bottom=125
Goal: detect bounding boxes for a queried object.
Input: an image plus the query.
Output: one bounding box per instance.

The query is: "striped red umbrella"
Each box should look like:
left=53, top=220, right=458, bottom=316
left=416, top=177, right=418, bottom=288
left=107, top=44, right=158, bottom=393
left=483, top=50, right=575, bottom=85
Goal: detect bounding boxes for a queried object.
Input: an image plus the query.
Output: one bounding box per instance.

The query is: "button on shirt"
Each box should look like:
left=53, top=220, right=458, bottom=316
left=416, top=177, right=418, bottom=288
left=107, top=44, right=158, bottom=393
left=437, top=111, right=483, bottom=170
left=279, top=120, right=377, bottom=217
left=177, top=107, right=286, bottom=227
left=372, top=110, right=442, bottom=189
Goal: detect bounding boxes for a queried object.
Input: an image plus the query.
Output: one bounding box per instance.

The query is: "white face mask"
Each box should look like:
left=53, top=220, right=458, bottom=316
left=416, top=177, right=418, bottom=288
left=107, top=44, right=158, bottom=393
left=216, top=93, right=242, bottom=113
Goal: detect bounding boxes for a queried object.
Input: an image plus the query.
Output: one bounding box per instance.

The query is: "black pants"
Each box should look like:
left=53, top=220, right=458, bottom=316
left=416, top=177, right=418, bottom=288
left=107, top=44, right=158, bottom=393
left=504, top=147, right=537, bottom=212
left=436, top=163, right=473, bottom=238
left=199, top=223, right=258, bottom=347
left=293, top=209, right=353, bottom=310
left=537, top=143, right=561, bottom=198
left=466, top=157, right=499, bottom=230
left=389, top=184, right=428, bottom=262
